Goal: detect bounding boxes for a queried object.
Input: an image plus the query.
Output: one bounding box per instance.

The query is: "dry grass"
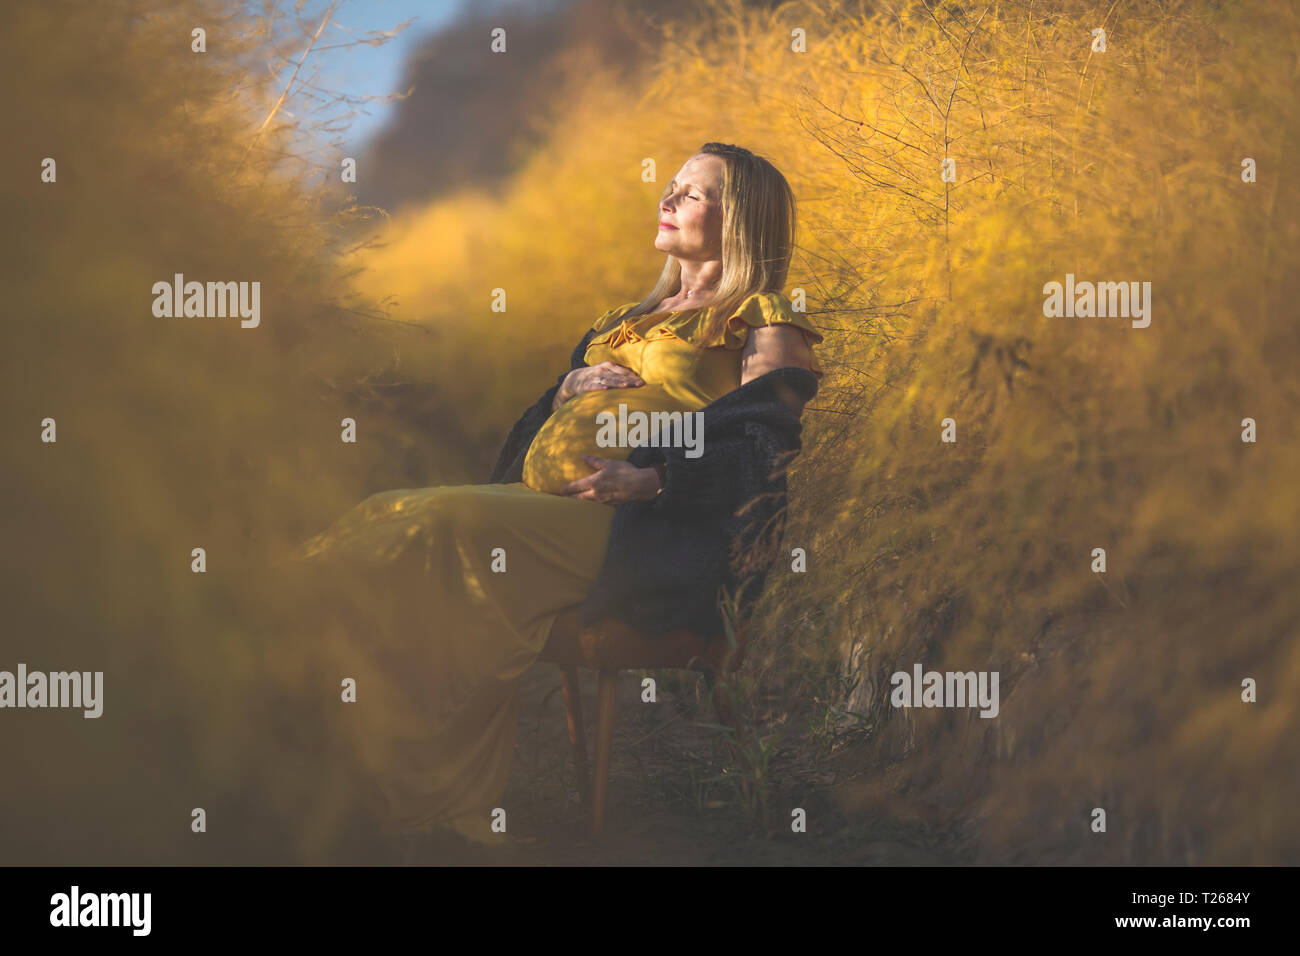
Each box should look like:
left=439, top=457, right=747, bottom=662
left=2, top=0, right=1294, bottom=864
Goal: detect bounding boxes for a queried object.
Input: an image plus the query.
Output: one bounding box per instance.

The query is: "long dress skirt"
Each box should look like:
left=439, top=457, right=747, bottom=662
left=289, top=481, right=614, bottom=845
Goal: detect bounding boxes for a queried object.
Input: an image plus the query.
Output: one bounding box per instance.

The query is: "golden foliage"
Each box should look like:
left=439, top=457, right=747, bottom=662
left=349, top=0, right=1300, bottom=863
left=2, top=0, right=1295, bottom=863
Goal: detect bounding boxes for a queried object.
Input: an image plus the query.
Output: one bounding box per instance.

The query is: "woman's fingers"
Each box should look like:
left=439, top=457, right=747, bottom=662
left=558, top=456, right=616, bottom=497
left=558, top=468, right=602, bottom=496
left=558, top=475, right=595, bottom=495
left=578, top=377, right=641, bottom=394
left=555, top=362, right=641, bottom=409
left=593, top=362, right=644, bottom=387
left=594, top=372, right=641, bottom=387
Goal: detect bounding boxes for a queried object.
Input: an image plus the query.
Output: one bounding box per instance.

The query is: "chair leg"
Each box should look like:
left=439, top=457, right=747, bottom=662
left=560, top=666, right=588, bottom=805
left=591, top=669, right=618, bottom=838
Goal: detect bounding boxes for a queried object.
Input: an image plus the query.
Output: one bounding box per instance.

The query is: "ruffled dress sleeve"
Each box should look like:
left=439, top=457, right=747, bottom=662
left=586, top=293, right=825, bottom=377
left=715, top=292, right=824, bottom=377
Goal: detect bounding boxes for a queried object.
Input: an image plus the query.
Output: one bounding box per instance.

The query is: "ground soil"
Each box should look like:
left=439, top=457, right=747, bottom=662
left=391, top=661, right=973, bottom=866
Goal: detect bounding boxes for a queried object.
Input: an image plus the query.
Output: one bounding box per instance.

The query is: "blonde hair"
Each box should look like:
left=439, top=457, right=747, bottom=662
left=627, top=142, right=796, bottom=343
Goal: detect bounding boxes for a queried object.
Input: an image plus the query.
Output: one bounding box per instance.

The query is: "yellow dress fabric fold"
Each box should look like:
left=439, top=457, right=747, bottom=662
left=293, top=292, right=823, bottom=845
left=295, top=483, right=614, bottom=845
left=586, top=291, right=825, bottom=378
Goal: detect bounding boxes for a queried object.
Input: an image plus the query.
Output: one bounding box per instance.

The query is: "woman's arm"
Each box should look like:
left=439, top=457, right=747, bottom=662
left=739, top=324, right=814, bottom=385
left=488, top=327, right=597, bottom=483
left=638, top=364, right=817, bottom=513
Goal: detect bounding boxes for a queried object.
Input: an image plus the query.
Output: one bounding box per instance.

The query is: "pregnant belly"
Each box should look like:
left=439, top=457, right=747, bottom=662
left=523, top=385, right=699, bottom=494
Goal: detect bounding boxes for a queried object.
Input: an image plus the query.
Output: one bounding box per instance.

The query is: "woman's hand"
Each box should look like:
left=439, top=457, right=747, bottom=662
left=554, top=362, right=644, bottom=411
left=559, top=455, right=661, bottom=504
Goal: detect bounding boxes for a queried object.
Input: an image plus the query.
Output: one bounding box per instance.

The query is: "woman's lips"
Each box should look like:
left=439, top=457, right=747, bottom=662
left=659, top=222, right=678, bottom=230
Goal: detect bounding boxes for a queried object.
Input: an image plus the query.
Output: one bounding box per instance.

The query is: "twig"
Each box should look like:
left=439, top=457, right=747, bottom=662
left=238, top=0, right=339, bottom=173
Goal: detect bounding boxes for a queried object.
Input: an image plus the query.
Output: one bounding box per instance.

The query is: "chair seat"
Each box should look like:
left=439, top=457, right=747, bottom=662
left=541, top=607, right=742, bottom=672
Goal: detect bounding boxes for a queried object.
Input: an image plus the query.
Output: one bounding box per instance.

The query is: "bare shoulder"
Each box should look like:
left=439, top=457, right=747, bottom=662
left=740, top=324, right=814, bottom=383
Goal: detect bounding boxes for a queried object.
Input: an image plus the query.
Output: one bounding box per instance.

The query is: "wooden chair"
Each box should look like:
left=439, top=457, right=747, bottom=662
left=538, top=607, right=749, bottom=837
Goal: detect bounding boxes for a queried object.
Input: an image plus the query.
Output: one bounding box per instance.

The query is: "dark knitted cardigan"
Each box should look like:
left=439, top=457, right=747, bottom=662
left=488, top=326, right=819, bottom=636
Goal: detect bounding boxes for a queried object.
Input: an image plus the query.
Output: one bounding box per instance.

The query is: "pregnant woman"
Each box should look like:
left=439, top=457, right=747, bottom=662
left=292, top=142, right=824, bottom=847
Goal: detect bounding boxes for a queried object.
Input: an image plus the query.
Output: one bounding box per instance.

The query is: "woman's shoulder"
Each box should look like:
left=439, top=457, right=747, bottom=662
left=587, top=292, right=824, bottom=365
left=718, top=291, right=824, bottom=346
left=709, top=291, right=824, bottom=378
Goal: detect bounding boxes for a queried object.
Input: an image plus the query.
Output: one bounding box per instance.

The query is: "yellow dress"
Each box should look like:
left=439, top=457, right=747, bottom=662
left=293, top=292, right=822, bottom=845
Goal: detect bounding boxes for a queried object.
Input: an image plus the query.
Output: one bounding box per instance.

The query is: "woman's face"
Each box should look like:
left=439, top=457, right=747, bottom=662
left=655, top=153, right=725, bottom=260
